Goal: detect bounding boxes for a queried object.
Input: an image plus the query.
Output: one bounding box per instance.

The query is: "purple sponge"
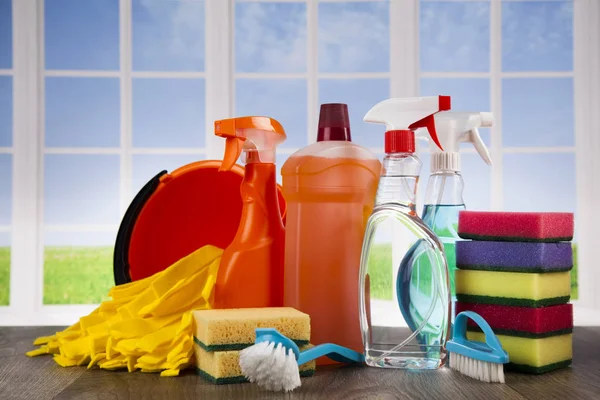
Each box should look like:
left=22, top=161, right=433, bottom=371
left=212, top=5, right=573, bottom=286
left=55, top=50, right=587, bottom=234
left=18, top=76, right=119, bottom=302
left=456, top=240, right=573, bottom=273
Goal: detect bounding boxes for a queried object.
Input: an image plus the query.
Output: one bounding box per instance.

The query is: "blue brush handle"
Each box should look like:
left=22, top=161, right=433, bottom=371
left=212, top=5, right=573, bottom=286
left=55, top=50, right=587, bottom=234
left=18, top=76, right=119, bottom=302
left=255, top=328, right=365, bottom=365
left=297, top=343, right=365, bottom=365
left=447, top=311, right=509, bottom=364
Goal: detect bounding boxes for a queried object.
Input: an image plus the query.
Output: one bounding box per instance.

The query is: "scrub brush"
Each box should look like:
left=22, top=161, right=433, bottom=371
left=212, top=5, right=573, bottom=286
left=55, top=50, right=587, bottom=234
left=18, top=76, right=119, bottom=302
left=239, top=328, right=364, bottom=392
left=447, top=311, right=509, bottom=383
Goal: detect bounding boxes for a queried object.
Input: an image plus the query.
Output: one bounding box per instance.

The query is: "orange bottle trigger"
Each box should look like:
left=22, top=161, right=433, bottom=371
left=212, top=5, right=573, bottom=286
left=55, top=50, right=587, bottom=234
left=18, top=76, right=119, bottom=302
left=220, top=137, right=245, bottom=171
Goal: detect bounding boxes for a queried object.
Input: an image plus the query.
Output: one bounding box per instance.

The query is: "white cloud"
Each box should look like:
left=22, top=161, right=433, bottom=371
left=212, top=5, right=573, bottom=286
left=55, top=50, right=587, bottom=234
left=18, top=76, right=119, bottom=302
left=318, top=2, right=389, bottom=73
left=235, top=3, right=307, bottom=73
left=420, top=2, right=490, bottom=72
left=136, top=0, right=205, bottom=70
left=502, top=1, right=573, bottom=70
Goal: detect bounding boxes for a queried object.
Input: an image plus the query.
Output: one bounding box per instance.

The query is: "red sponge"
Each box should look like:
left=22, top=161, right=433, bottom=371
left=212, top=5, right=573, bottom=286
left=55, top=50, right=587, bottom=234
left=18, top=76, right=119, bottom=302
left=456, top=302, right=573, bottom=338
left=458, top=211, right=574, bottom=242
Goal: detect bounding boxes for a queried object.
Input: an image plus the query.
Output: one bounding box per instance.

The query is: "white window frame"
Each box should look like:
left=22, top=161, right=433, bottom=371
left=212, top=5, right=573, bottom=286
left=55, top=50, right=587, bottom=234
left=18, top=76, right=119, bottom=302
left=1, top=0, right=599, bottom=326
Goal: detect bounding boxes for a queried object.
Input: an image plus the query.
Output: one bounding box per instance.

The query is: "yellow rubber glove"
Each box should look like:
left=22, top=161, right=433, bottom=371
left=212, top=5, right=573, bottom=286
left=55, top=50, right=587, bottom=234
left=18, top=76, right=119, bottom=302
left=26, top=245, right=223, bottom=378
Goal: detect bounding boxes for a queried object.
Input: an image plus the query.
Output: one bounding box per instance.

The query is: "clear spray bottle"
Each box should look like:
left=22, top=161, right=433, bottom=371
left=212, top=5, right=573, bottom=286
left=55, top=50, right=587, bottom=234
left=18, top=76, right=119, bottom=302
left=418, top=112, right=492, bottom=308
left=358, top=96, right=451, bottom=369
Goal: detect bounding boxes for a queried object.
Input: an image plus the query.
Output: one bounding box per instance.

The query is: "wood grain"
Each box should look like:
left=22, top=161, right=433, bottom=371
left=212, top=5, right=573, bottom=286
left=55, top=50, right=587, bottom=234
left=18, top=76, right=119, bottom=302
left=0, top=326, right=85, bottom=400
left=1, top=326, right=598, bottom=400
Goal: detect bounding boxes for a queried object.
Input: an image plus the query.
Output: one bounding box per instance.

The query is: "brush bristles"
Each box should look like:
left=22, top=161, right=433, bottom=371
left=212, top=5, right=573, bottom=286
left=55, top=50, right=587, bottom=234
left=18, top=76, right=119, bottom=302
left=449, top=353, right=505, bottom=383
left=239, top=341, right=301, bottom=392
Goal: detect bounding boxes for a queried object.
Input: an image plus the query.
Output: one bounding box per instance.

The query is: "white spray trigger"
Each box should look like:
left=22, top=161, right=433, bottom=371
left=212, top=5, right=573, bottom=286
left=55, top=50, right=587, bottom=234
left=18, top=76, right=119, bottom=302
left=418, top=111, right=493, bottom=172
left=463, top=128, right=492, bottom=166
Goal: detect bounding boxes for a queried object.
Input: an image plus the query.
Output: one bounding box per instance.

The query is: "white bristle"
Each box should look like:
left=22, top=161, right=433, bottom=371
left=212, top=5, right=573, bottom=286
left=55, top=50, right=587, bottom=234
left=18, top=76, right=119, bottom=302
left=449, top=354, right=505, bottom=383
left=239, top=341, right=301, bottom=392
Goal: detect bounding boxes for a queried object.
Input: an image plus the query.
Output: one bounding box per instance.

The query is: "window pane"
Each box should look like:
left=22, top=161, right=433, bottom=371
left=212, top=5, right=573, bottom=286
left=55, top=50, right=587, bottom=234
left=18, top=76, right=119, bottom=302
left=132, top=154, right=203, bottom=194
left=420, top=78, right=491, bottom=147
left=0, top=154, right=11, bottom=225
left=502, top=78, right=573, bottom=147
left=235, top=2, right=307, bottom=73
left=45, top=0, right=119, bottom=70
left=318, top=78, right=389, bottom=148
left=236, top=79, right=307, bottom=148
left=502, top=1, right=573, bottom=72
left=503, top=153, right=575, bottom=213
left=0, top=76, right=11, bottom=147
left=132, top=78, right=205, bottom=148
left=132, top=0, right=205, bottom=72
left=0, top=0, right=11, bottom=69
left=45, top=77, right=120, bottom=147
left=318, top=1, right=389, bottom=73
left=461, top=153, right=491, bottom=211
left=420, top=2, right=490, bottom=72
left=44, top=155, right=120, bottom=225
left=0, top=232, right=10, bottom=306
left=44, top=231, right=115, bottom=305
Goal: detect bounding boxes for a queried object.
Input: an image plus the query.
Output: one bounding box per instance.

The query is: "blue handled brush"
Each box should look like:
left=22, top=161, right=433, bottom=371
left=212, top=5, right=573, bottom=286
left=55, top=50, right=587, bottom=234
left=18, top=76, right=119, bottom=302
left=239, top=328, right=365, bottom=392
left=447, top=311, right=509, bottom=383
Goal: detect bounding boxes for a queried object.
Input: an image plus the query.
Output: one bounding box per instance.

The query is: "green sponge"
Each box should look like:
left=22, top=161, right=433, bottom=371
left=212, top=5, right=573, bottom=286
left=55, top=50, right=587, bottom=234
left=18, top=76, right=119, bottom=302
left=194, top=342, right=316, bottom=384
left=467, top=331, right=572, bottom=374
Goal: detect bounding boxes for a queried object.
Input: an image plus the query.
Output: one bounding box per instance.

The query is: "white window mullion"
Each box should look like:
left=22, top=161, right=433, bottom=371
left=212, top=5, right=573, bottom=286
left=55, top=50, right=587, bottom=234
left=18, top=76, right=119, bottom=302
left=204, top=0, right=233, bottom=160
left=390, top=0, right=418, bottom=98
left=388, top=0, right=417, bottom=324
left=119, top=0, right=133, bottom=213
left=574, top=0, right=600, bottom=310
left=490, top=0, right=503, bottom=211
left=9, top=0, right=43, bottom=323
left=307, top=0, right=318, bottom=143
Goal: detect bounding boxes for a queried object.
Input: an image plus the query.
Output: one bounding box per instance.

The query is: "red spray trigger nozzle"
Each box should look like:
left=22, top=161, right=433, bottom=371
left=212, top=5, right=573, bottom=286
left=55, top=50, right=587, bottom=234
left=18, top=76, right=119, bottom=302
left=408, top=96, right=450, bottom=151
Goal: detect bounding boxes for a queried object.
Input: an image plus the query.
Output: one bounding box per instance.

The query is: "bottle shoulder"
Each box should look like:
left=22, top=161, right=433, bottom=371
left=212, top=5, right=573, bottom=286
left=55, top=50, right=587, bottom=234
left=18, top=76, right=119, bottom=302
left=366, top=204, right=444, bottom=247
left=284, top=141, right=380, bottom=162
left=281, top=142, right=381, bottom=177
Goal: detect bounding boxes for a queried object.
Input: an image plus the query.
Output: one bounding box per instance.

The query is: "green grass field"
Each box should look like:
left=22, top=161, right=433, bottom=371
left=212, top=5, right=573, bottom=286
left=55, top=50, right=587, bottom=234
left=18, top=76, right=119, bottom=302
left=0, top=248, right=9, bottom=305
left=0, top=243, right=582, bottom=305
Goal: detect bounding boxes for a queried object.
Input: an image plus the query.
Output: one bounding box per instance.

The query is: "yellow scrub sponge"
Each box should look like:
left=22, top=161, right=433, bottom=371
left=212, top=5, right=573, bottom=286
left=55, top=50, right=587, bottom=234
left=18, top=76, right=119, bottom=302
left=455, top=270, right=570, bottom=307
left=193, top=307, right=310, bottom=351
left=194, top=343, right=316, bottom=384
left=467, top=331, right=572, bottom=374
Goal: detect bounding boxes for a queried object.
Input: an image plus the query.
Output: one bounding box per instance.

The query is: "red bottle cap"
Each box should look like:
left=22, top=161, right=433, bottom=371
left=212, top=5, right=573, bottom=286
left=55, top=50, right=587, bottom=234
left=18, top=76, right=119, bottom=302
left=317, top=103, right=352, bottom=142
left=385, top=130, right=415, bottom=153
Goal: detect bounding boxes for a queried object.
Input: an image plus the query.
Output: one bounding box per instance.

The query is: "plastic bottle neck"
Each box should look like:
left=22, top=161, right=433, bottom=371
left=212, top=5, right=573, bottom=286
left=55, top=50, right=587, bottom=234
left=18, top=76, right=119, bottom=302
left=424, top=172, right=465, bottom=206
left=239, top=163, right=283, bottom=237
left=374, top=153, right=421, bottom=210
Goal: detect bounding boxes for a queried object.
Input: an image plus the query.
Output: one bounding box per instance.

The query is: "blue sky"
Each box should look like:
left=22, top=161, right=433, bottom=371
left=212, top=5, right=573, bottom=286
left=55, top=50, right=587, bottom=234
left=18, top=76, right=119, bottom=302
left=0, top=0, right=577, bottom=246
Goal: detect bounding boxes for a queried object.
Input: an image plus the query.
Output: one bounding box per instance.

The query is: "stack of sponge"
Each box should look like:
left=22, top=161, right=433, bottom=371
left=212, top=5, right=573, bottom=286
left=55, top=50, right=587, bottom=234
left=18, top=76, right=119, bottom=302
left=454, top=211, right=574, bottom=374
left=193, top=307, right=316, bottom=384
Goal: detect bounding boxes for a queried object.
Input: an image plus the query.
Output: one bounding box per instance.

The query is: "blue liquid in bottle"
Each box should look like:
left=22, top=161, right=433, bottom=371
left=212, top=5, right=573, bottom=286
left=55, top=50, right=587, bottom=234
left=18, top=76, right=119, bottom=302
left=422, top=204, right=465, bottom=298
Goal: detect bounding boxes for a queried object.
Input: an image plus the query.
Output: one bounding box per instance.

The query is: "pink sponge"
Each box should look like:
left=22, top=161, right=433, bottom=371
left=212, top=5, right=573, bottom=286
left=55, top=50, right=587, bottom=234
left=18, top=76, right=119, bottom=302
left=456, top=302, right=573, bottom=338
left=458, top=211, right=574, bottom=242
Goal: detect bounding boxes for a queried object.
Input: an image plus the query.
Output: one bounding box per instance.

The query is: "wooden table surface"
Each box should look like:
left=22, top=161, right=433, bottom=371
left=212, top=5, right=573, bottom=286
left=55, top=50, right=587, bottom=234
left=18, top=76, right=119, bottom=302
left=1, top=326, right=598, bottom=400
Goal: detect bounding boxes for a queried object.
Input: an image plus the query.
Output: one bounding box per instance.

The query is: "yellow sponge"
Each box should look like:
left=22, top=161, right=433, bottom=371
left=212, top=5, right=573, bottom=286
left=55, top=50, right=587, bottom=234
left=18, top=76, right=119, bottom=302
left=194, top=342, right=316, bottom=384
left=455, top=270, right=570, bottom=307
left=193, top=307, right=310, bottom=351
left=467, top=331, right=572, bottom=374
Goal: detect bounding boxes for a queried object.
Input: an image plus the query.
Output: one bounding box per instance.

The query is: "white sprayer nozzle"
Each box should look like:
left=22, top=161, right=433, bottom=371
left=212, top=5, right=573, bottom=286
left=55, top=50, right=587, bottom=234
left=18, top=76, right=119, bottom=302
left=416, top=111, right=493, bottom=173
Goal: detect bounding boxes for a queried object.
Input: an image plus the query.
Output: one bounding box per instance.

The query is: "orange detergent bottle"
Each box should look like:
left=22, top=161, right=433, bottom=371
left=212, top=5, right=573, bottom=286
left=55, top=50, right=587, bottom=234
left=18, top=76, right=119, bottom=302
left=212, top=116, right=286, bottom=309
left=282, top=104, right=381, bottom=364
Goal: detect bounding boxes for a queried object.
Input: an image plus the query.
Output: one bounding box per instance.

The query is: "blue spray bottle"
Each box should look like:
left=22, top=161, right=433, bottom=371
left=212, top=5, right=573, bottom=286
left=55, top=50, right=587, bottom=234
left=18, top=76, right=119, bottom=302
left=358, top=96, right=451, bottom=369
left=418, top=112, right=493, bottom=313
left=393, top=112, right=493, bottom=355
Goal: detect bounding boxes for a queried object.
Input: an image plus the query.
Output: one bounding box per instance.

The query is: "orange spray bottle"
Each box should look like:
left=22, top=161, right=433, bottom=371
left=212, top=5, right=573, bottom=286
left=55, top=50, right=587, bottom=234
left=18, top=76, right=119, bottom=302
left=212, top=116, right=287, bottom=309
